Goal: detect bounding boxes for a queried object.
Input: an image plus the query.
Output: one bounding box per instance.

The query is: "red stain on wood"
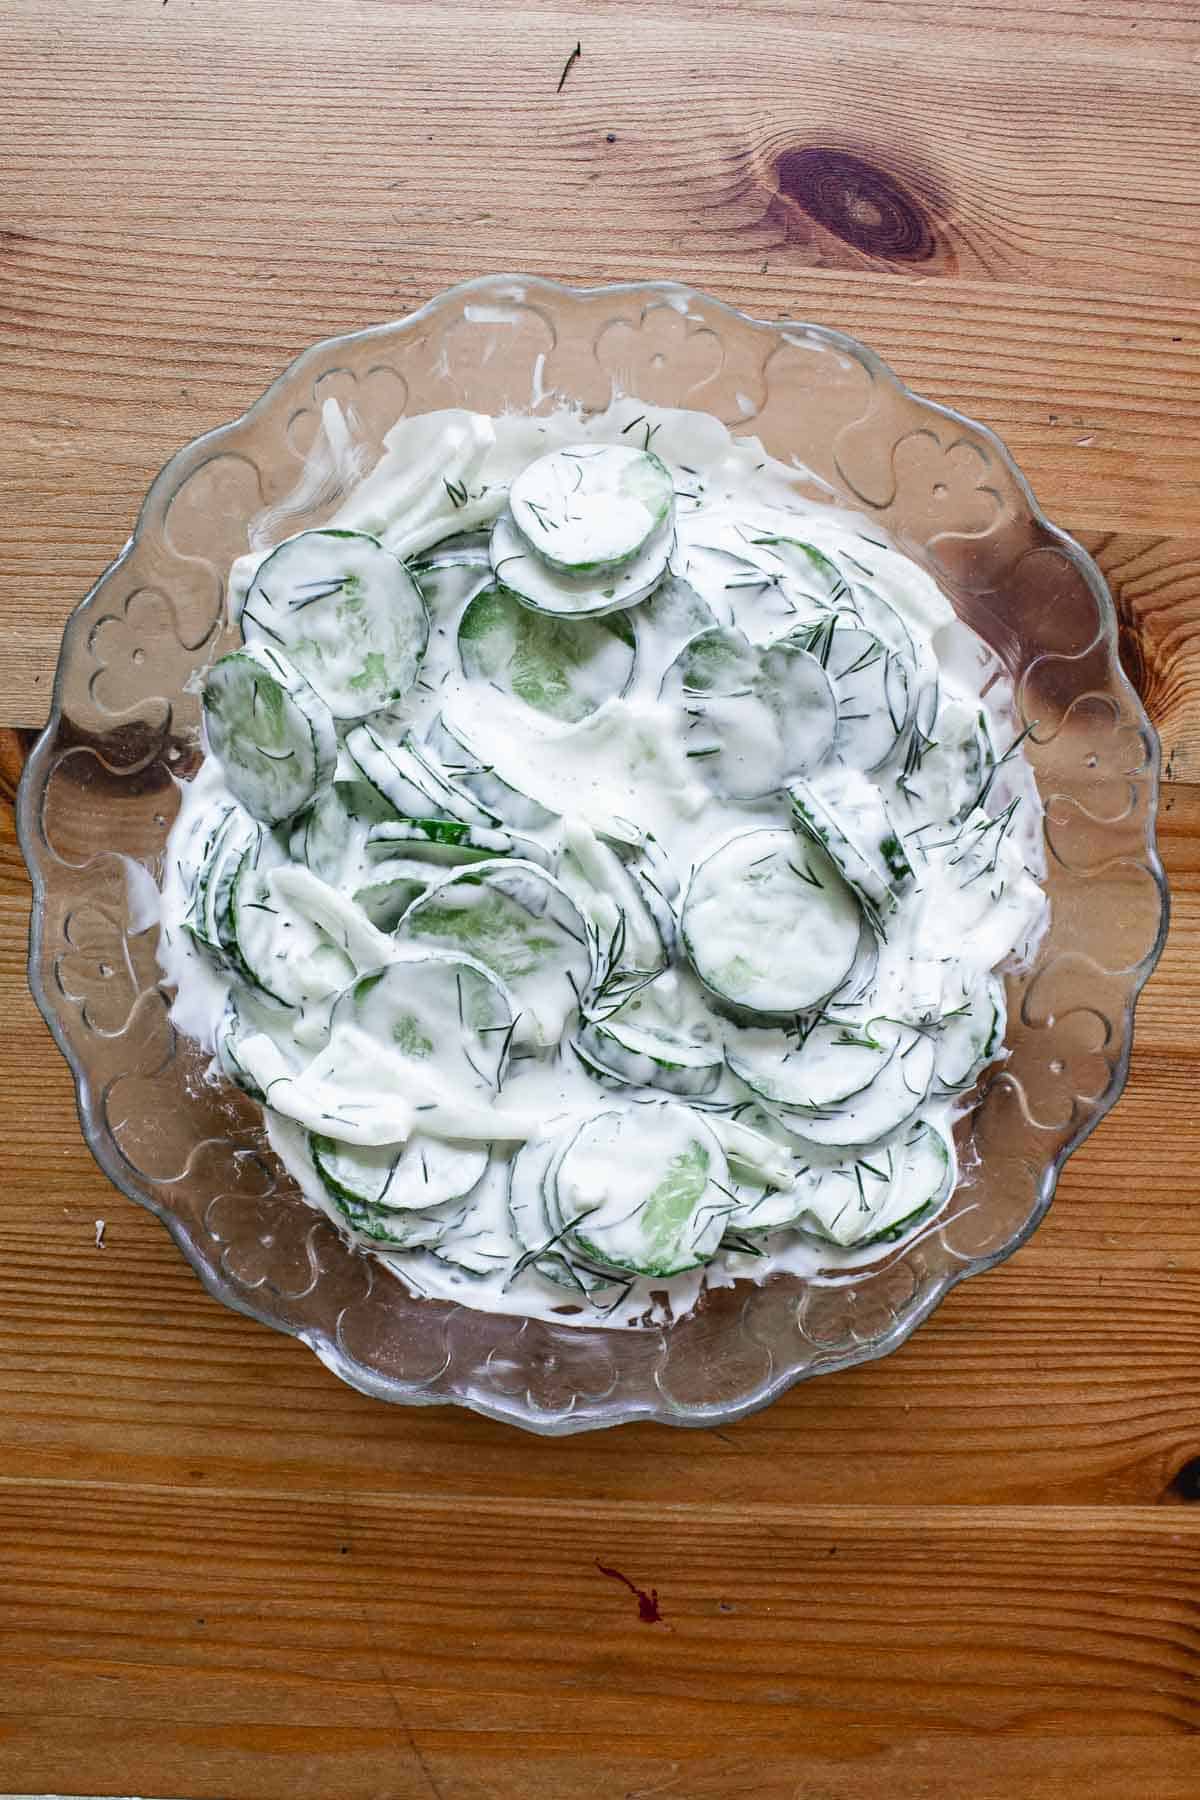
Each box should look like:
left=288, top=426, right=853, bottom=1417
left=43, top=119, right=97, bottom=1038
left=596, top=1559, right=664, bottom=1624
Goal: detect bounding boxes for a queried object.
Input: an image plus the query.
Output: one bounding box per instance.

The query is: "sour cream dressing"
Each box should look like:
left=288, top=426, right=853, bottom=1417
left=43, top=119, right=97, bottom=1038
left=158, top=401, right=1047, bottom=1328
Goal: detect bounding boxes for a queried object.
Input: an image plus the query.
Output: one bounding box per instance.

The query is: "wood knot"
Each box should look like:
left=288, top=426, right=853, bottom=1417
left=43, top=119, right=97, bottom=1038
left=1170, top=1457, right=1200, bottom=1501
left=774, top=147, right=939, bottom=264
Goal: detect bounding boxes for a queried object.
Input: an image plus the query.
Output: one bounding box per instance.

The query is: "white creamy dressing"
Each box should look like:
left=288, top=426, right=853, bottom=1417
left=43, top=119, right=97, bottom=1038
left=158, top=400, right=1047, bottom=1328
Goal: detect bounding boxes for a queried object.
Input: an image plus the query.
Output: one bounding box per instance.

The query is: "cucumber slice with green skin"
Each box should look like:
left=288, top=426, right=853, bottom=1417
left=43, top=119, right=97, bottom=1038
left=424, top=714, right=556, bottom=832
left=789, top=1121, right=953, bottom=1248
left=507, top=1135, right=616, bottom=1295
left=353, top=863, right=435, bottom=931
left=661, top=625, right=836, bottom=800
left=859, top=1122, right=953, bottom=1245
left=271, top=862, right=400, bottom=974
left=795, top=612, right=912, bottom=773
left=789, top=770, right=913, bottom=934
left=181, top=805, right=256, bottom=963
left=326, top=1187, right=472, bottom=1250
left=510, top=443, right=675, bottom=575
left=458, top=583, right=636, bottom=723
left=755, top=536, right=849, bottom=601
left=366, top=817, right=520, bottom=865
left=899, top=696, right=995, bottom=824
left=771, top=1024, right=936, bottom=1151
left=741, top=535, right=850, bottom=612
left=401, top=737, right=501, bottom=828
left=289, top=779, right=397, bottom=886
left=309, top=1131, right=488, bottom=1212
left=366, top=817, right=552, bottom=872
left=330, top=954, right=513, bottom=1091
left=410, top=545, right=494, bottom=621
left=557, top=821, right=669, bottom=976
left=224, top=853, right=355, bottom=1009
left=202, top=644, right=337, bottom=826
left=409, top=528, right=493, bottom=572
left=682, top=829, right=861, bottom=1017
left=727, top=1015, right=891, bottom=1111
left=549, top=1103, right=732, bottom=1279
left=241, top=529, right=429, bottom=719
left=490, top=509, right=673, bottom=619
left=575, top=1006, right=724, bottom=1097
left=345, top=725, right=499, bottom=829
left=429, top=1230, right=514, bottom=1278
left=214, top=993, right=287, bottom=1101
left=396, top=859, right=590, bottom=1048
left=569, top=1035, right=630, bottom=1089
left=344, top=723, right=445, bottom=817
left=935, top=975, right=1005, bottom=1092
left=632, top=571, right=717, bottom=681
left=246, top=953, right=517, bottom=1146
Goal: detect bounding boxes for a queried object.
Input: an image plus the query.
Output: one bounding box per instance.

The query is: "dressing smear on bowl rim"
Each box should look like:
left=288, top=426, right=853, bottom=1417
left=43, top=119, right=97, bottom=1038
left=157, top=401, right=1047, bottom=1329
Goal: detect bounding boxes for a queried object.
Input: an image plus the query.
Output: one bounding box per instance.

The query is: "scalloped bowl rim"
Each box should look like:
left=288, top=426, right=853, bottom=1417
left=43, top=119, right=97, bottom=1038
left=17, top=274, right=1170, bottom=1433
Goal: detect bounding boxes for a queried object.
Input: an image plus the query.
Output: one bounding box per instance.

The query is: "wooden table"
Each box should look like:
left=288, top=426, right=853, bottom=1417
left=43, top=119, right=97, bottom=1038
left=1, top=2, right=1196, bottom=1794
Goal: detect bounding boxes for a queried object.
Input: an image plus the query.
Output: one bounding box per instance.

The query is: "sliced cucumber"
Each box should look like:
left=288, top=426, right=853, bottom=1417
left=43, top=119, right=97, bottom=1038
left=742, top=534, right=850, bottom=612
left=507, top=1135, right=615, bottom=1294
left=773, top=1024, right=936, bottom=1151
left=202, top=644, right=336, bottom=826
left=368, top=816, right=552, bottom=875
left=424, top=713, right=556, bottom=832
left=557, top=820, right=668, bottom=975
left=662, top=622, right=757, bottom=704
left=789, top=769, right=913, bottom=933
left=458, top=583, right=636, bottom=722
left=899, top=696, right=995, bottom=824
left=326, top=1187, right=472, bottom=1250
left=396, top=859, right=590, bottom=1048
left=250, top=955, right=518, bottom=1143
left=728, top=1015, right=891, bottom=1111
left=510, top=443, right=675, bottom=575
left=270, top=862, right=399, bottom=974
left=352, top=864, right=433, bottom=932
left=935, top=975, right=1005, bottom=1092
left=633, top=571, right=718, bottom=675
left=289, top=778, right=397, bottom=887
left=576, top=996, right=723, bottom=1098
left=366, top=817, right=517, bottom=864
left=428, top=1229, right=513, bottom=1279
left=409, top=539, right=493, bottom=620
left=661, top=625, right=836, bottom=799
left=409, top=528, right=493, bottom=572
left=550, top=1102, right=732, bottom=1278
left=345, top=725, right=498, bottom=829
left=345, top=723, right=442, bottom=817
left=214, top=992, right=290, bottom=1101
left=790, top=1121, right=953, bottom=1248
left=682, top=829, right=861, bottom=1016
left=795, top=612, right=912, bottom=773
left=330, top=953, right=513, bottom=1088
left=490, top=509, right=672, bottom=619
left=309, top=1131, right=488, bottom=1212
left=241, top=529, right=429, bottom=719
left=224, top=854, right=355, bottom=1008
left=181, top=805, right=257, bottom=965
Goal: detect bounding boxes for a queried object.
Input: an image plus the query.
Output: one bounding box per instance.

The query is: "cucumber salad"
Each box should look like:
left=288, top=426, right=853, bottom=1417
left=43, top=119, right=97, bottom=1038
left=159, top=401, right=1047, bottom=1328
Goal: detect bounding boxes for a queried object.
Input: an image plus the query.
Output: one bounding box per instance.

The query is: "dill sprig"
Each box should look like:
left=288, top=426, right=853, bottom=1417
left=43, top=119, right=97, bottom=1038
left=555, top=39, right=582, bottom=93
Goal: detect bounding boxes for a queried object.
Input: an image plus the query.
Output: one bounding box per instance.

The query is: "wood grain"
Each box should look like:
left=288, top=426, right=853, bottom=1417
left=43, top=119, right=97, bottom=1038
left=2, top=1, right=1200, bottom=1795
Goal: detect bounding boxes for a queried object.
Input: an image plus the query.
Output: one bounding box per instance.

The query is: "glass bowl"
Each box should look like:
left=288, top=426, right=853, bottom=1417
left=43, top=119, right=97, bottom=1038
left=18, top=276, right=1168, bottom=1434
